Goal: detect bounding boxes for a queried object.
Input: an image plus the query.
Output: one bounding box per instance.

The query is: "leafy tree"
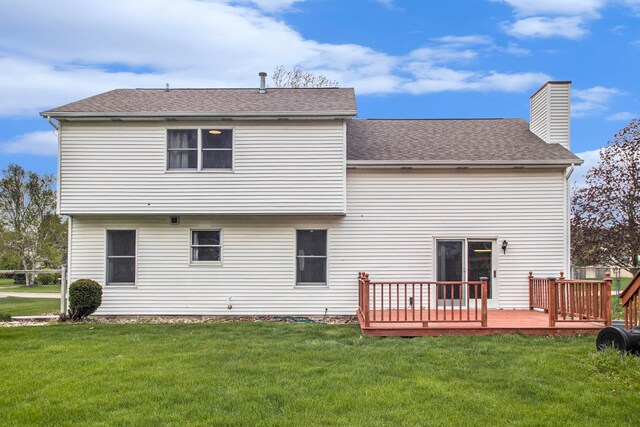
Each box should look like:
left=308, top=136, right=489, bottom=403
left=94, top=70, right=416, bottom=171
left=272, top=66, right=339, bottom=88
left=572, top=118, right=640, bottom=274
left=0, top=164, right=66, bottom=286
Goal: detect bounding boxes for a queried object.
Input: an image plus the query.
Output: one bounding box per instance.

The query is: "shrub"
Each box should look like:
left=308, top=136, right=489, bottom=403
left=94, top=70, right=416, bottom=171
left=36, top=273, right=60, bottom=286
left=67, top=279, right=102, bottom=320
left=12, top=273, right=25, bottom=285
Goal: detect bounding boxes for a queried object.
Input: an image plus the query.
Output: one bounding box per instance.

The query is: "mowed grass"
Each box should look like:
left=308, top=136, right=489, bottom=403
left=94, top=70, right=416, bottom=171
left=0, top=278, right=61, bottom=294
left=0, top=277, right=14, bottom=286
left=0, top=284, right=61, bottom=293
left=0, top=297, right=59, bottom=320
left=1, top=323, right=639, bottom=426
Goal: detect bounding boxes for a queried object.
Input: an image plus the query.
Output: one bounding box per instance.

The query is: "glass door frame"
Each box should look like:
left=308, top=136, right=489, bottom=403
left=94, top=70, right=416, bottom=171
left=434, top=238, right=498, bottom=308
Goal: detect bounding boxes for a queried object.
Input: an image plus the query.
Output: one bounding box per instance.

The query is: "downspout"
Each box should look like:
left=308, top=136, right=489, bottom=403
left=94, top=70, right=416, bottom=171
left=564, top=164, right=575, bottom=276
left=46, top=116, right=62, bottom=215
left=46, top=115, right=59, bottom=131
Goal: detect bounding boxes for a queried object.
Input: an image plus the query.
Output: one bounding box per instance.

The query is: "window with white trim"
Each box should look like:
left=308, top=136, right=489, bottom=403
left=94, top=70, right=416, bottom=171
left=167, top=129, right=233, bottom=170
left=191, top=230, right=222, bottom=262
left=106, top=230, right=136, bottom=285
left=167, top=130, right=197, bottom=169
left=296, top=229, right=327, bottom=285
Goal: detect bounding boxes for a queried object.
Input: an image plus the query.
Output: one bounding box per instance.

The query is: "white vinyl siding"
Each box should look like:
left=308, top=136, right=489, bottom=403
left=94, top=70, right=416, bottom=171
left=530, top=82, right=571, bottom=149
left=69, top=168, right=567, bottom=315
left=59, top=120, right=346, bottom=214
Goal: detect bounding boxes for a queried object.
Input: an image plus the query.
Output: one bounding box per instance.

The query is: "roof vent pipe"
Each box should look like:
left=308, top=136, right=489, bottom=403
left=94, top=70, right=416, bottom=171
left=165, top=83, right=170, bottom=92
left=259, top=72, right=267, bottom=94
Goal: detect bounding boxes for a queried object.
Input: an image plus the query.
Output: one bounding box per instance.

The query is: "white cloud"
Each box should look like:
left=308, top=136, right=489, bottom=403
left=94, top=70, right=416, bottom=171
left=507, top=16, right=588, bottom=39
left=433, top=35, right=494, bottom=45
left=373, top=0, right=396, bottom=9
left=0, top=131, right=58, bottom=156
left=606, top=111, right=636, bottom=121
left=572, top=148, right=601, bottom=188
left=241, top=0, right=303, bottom=12
left=572, top=86, right=621, bottom=117
left=499, top=0, right=606, bottom=17
left=402, top=67, right=548, bottom=94
left=0, top=0, right=550, bottom=117
left=498, top=0, right=610, bottom=39
left=620, top=0, right=640, bottom=15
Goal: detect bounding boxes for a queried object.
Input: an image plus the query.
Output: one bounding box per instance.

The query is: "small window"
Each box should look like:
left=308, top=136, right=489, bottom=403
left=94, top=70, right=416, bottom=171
left=106, top=230, right=136, bottom=285
left=167, top=130, right=197, bottom=169
left=191, top=230, right=221, bottom=262
left=296, top=230, right=327, bottom=285
left=202, top=129, right=233, bottom=169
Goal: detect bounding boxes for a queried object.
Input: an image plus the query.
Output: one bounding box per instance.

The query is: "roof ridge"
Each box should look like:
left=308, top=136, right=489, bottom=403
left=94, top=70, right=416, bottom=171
left=125, top=87, right=350, bottom=91
left=350, top=118, right=520, bottom=121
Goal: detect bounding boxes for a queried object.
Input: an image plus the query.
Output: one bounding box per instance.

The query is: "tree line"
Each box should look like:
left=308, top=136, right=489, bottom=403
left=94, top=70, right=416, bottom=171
left=0, top=164, right=66, bottom=286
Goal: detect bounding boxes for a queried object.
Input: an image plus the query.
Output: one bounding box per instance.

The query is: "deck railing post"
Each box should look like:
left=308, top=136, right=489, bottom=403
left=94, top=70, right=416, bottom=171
left=528, top=271, right=533, bottom=310
left=548, top=277, right=557, bottom=327
left=603, top=272, right=612, bottom=326
left=480, top=277, right=488, bottom=327
left=558, top=272, right=565, bottom=320
left=358, top=272, right=370, bottom=327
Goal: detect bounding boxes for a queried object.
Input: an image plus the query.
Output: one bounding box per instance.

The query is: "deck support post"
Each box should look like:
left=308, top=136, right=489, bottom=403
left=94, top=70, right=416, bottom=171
left=548, top=277, right=557, bottom=327
left=480, top=277, right=488, bottom=327
left=604, top=272, right=612, bottom=326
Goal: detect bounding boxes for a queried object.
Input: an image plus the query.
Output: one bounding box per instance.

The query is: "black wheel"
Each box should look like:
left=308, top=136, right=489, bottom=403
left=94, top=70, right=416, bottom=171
left=596, top=327, right=629, bottom=352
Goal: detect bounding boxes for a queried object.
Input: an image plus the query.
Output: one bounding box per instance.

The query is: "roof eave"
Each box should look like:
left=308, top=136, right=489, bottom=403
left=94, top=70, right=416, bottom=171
left=39, top=110, right=357, bottom=119
left=347, top=159, right=584, bottom=168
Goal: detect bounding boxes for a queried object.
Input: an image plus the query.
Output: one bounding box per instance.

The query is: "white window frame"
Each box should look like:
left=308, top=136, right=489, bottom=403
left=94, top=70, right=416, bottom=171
left=105, top=229, right=137, bottom=287
left=295, top=229, right=328, bottom=287
left=190, top=229, right=223, bottom=265
left=165, top=127, right=234, bottom=172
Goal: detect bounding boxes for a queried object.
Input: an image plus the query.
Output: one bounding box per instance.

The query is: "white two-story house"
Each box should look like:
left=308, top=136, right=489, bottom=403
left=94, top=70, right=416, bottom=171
left=42, top=78, right=581, bottom=316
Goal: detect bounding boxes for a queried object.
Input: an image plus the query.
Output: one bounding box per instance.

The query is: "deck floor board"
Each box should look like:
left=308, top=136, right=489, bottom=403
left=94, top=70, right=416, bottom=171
left=359, top=309, right=603, bottom=336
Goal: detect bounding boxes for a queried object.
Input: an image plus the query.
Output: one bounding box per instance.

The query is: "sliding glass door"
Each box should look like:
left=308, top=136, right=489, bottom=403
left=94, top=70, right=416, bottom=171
left=436, top=239, right=495, bottom=306
left=436, top=240, right=464, bottom=301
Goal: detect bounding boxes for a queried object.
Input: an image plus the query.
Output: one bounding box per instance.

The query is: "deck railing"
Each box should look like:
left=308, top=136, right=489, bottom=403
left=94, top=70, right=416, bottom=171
left=619, top=270, right=640, bottom=329
left=358, top=272, right=488, bottom=327
left=529, top=272, right=611, bottom=327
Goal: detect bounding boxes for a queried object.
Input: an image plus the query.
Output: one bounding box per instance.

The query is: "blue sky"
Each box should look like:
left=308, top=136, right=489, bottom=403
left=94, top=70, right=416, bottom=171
left=0, top=0, right=638, bottom=185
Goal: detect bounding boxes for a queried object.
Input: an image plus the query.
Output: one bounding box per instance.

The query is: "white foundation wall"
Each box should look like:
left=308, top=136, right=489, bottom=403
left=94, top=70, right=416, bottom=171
left=69, top=168, right=567, bottom=315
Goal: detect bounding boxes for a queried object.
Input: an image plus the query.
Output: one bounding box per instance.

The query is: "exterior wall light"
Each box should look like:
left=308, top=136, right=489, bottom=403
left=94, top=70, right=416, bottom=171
left=501, top=240, right=508, bottom=254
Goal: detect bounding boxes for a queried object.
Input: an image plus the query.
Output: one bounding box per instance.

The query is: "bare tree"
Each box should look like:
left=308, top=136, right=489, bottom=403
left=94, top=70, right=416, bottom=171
left=571, top=118, right=640, bottom=274
left=272, top=66, right=339, bottom=88
left=0, top=164, right=65, bottom=286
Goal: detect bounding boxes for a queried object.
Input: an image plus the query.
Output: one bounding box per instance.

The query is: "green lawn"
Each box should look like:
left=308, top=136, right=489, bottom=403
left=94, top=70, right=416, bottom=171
left=0, top=278, right=60, bottom=294
left=0, top=297, right=59, bottom=320
left=1, top=323, right=639, bottom=426
left=0, top=284, right=61, bottom=293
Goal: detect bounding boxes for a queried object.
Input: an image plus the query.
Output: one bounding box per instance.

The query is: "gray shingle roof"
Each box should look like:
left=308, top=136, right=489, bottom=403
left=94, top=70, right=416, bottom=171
left=346, top=119, right=582, bottom=165
left=41, top=88, right=357, bottom=117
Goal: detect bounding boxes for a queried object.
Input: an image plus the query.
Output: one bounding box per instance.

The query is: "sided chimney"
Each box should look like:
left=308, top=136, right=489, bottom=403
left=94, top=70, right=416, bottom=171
left=259, top=72, right=267, bottom=94
left=529, top=81, right=571, bottom=150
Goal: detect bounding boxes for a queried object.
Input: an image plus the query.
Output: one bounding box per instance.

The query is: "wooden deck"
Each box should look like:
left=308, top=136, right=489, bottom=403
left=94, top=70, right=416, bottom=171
left=358, top=309, right=604, bottom=337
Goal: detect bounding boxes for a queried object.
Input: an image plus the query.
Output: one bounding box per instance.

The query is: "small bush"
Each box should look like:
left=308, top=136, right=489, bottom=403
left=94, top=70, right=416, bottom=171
left=67, top=279, right=102, bottom=320
left=12, top=273, right=25, bottom=285
left=36, top=273, right=60, bottom=286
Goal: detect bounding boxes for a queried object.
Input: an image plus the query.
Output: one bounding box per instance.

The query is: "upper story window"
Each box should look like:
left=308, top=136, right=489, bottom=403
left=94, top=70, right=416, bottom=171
left=167, top=130, right=197, bottom=170
left=167, top=129, right=233, bottom=171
